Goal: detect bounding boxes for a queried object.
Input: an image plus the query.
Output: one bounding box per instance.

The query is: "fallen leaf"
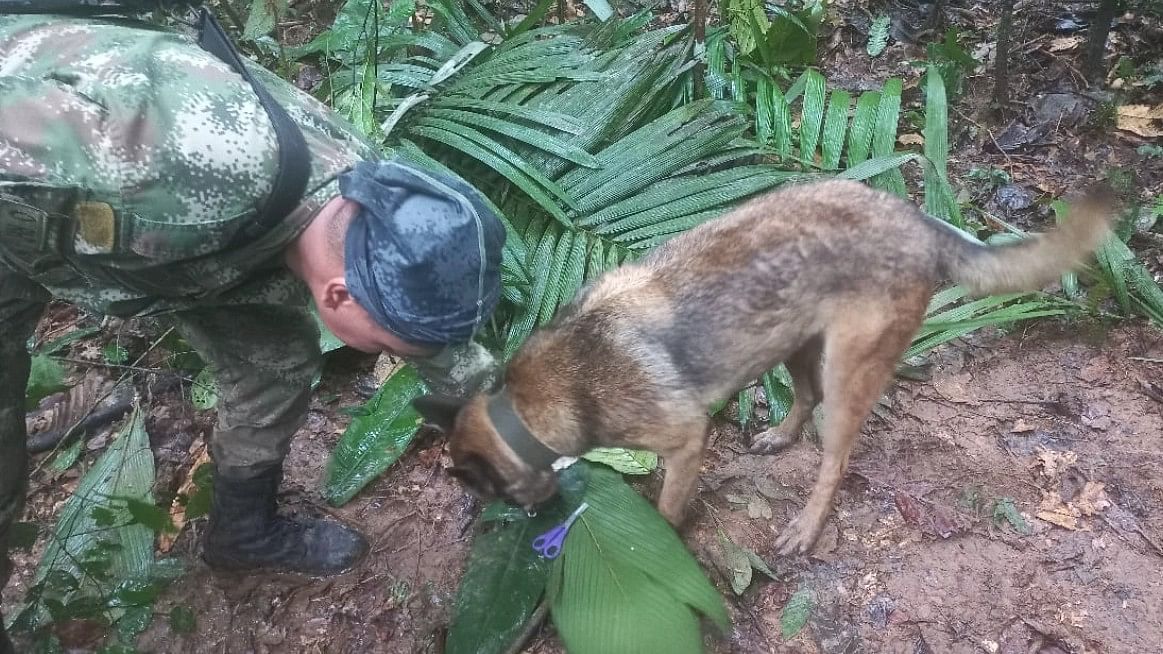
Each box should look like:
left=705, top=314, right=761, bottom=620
left=1116, top=104, right=1163, bottom=138
left=159, top=443, right=210, bottom=553
left=747, top=495, right=773, bottom=520
left=898, top=133, right=924, bottom=146
left=1049, top=35, right=1082, bottom=52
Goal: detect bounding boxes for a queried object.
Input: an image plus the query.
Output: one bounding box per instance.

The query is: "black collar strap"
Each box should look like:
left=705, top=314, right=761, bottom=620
left=485, top=388, right=561, bottom=471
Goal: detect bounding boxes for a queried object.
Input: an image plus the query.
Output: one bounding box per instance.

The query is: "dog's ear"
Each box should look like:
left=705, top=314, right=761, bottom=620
left=447, top=454, right=498, bottom=498
left=412, top=394, right=466, bottom=432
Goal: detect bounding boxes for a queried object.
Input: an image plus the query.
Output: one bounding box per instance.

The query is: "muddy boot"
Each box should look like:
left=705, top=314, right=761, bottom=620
left=202, top=464, right=368, bottom=576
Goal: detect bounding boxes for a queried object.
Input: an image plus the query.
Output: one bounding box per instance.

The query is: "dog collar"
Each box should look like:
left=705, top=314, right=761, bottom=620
left=486, top=387, right=561, bottom=471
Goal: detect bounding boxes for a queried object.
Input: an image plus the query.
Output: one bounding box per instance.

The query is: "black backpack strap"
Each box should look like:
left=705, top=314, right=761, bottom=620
left=195, top=7, right=311, bottom=243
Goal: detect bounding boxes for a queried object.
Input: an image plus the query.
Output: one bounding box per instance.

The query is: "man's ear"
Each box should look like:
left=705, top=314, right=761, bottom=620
left=320, top=276, right=353, bottom=311
left=412, top=394, right=467, bottom=432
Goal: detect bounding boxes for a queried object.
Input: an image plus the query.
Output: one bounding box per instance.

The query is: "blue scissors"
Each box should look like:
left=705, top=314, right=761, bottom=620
left=532, top=502, right=590, bottom=559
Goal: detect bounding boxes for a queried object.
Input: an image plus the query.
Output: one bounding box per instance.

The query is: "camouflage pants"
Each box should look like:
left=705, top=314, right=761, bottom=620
left=0, top=266, right=322, bottom=612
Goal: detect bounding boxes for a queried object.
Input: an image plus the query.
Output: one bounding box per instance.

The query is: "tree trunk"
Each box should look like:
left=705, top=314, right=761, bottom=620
left=1083, top=0, right=1120, bottom=85
left=992, top=0, right=1016, bottom=110
left=692, top=0, right=707, bottom=98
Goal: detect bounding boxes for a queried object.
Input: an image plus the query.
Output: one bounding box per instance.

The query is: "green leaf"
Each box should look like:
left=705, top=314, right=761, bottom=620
left=26, top=354, right=68, bottom=410
left=992, top=498, right=1031, bottom=535
left=762, top=366, right=794, bottom=426
left=324, top=365, right=427, bottom=506
left=819, top=90, right=851, bottom=170
left=581, top=0, right=614, bottom=21
left=190, top=367, right=218, bottom=411
left=49, top=437, right=84, bottom=472
left=312, top=307, right=346, bottom=354
left=581, top=447, right=658, bottom=475
left=183, top=463, right=213, bottom=521
left=867, top=14, right=890, bottom=57
left=870, top=78, right=906, bottom=195
left=780, top=586, right=813, bottom=640
left=115, top=605, right=153, bottom=642
left=922, top=65, right=960, bottom=226
left=445, top=515, right=555, bottom=654
left=101, top=343, right=129, bottom=365
left=30, top=405, right=156, bottom=632
left=718, top=529, right=752, bottom=595
left=169, top=605, right=196, bottom=634
left=845, top=90, right=881, bottom=167
left=798, top=69, right=826, bottom=165
left=34, top=325, right=100, bottom=356
left=120, top=497, right=178, bottom=534
left=548, top=463, right=730, bottom=654
left=243, top=0, right=287, bottom=41
left=737, top=386, right=753, bottom=430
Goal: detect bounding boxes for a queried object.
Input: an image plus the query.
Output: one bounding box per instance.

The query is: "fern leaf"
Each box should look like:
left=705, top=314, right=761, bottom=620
left=867, top=14, right=891, bottom=57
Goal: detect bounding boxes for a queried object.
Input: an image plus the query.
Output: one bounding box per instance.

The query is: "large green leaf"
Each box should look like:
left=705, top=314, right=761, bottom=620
left=548, top=463, right=730, bottom=654
left=445, top=512, right=558, bottom=654
left=324, top=365, right=427, bottom=506
left=26, top=406, right=156, bottom=629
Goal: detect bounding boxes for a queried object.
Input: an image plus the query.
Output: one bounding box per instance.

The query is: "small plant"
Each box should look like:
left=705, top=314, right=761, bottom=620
left=866, top=13, right=890, bottom=57
left=924, top=27, right=977, bottom=98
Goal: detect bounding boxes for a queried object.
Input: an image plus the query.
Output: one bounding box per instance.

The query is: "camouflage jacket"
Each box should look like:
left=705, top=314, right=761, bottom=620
left=0, top=14, right=381, bottom=318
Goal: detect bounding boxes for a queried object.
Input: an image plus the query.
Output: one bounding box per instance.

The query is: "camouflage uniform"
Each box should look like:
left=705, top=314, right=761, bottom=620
left=0, top=13, right=495, bottom=627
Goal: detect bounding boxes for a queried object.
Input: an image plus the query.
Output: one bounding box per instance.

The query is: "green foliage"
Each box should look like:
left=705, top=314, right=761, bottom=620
left=581, top=447, right=658, bottom=474
left=190, top=366, right=218, bottom=411
left=445, top=503, right=565, bottom=654
left=324, top=365, right=427, bottom=505
left=25, top=354, right=68, bottom=410
left=779, top=586, right=813, bottom=639
left=726, top=0, right=825, bottom=68
left=101, top=342, right=129, bottom=366
left=13, top=407, right=186, bottom=648
left=242, top=0, right=289, bottom=42
left=867, top=14, right=890, bottom=57
left=991, top=497, right=1031, bottom=534
left=548, top=463, right=730, bottom=654
left=924, top=28, right=977, bottom=98
left=716, top=529, right=777, bottom=595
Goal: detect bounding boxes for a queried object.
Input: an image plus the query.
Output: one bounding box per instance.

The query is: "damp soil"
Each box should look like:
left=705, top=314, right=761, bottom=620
left=7, top=0, right=1163, bottom=652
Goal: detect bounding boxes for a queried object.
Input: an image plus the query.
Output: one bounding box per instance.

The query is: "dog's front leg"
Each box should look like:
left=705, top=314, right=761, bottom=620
left=655, top=425, right=710, bottom=527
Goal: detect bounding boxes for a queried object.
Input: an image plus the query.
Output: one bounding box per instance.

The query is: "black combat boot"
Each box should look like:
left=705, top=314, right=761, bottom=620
left=202, top=464, right=368, bottom=576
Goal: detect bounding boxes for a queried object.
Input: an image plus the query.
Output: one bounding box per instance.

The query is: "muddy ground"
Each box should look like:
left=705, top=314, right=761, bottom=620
left=6, top=0, right=1163, bottom=652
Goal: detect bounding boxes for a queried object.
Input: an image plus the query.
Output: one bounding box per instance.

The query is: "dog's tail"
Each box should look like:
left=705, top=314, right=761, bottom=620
left=930, top=185, right=1117, bottom=296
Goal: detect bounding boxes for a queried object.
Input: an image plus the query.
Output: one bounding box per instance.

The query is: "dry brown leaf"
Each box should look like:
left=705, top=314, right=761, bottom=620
left=1049, top=36, right=1083, bottom=52
left=1037, top=510, right=1081, bottom=530
left=1116, top=104, right=1163, bottom=138
left=1034, top=448, right=1077, bottom=480
left=159, top=442, right=209, bottom=553
left=1074, top=481, right=1110, bottom=516
left=898, top=133, right=924, bottom=146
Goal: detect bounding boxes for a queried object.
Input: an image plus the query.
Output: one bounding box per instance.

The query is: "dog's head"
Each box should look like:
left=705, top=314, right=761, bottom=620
left=413, top=393, right=560, bottom=512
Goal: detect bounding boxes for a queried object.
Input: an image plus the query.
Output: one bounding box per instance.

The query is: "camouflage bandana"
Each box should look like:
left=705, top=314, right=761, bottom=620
left=339, top=158, right=504, bottom=348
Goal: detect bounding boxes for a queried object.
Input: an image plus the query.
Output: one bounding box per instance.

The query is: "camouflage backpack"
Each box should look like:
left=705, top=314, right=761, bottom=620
left=0, top=0, right=310, bottom=245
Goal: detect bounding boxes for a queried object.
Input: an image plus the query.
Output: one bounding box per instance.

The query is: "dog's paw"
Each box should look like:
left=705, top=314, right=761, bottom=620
left=748, top=428, right=799, bottom=455
left=774, top=514, right=824, bottom=556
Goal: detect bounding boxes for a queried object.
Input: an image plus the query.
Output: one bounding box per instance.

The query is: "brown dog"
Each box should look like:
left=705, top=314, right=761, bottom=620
left=414, top=179, right=1113, bottom=555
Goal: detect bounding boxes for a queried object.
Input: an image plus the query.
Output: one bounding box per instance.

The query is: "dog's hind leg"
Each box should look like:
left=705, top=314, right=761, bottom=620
left=750, top=335, right=823, bottom=454
left=655, top=421, right=711, bottom=528
left=774, top=303, right=922, bottom=556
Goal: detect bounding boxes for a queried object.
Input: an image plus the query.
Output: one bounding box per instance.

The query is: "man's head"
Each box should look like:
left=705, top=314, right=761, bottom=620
left=292, top=158, right=505, bottom=365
